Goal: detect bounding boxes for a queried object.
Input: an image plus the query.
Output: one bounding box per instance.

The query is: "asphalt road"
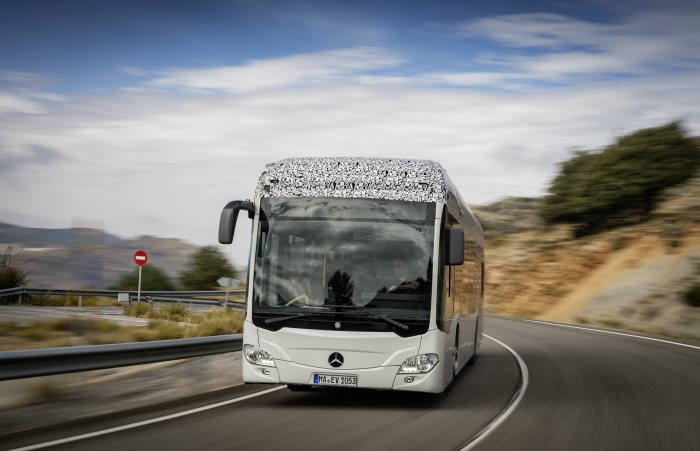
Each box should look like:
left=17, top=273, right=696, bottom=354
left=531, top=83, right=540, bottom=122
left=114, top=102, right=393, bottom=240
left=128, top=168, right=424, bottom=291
left=2, top=316, right=699, bottom=451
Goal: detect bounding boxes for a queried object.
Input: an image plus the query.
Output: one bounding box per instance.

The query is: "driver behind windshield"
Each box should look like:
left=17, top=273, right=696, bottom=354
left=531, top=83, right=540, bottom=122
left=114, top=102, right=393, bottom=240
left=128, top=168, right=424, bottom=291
left=386, top=258, right=426, bottom=294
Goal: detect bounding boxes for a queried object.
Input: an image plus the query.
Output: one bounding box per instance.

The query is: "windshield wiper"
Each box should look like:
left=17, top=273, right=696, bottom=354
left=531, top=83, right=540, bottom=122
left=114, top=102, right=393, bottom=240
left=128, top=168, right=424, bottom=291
left=326, top=305, right=409, bottom=330
left=373, top=313, right=409, bottom=330
left=264, top=313, right=312, bottom=324
left=263, top=305, right=410, bottom=330
left=262, top=306, right=332, bottom=324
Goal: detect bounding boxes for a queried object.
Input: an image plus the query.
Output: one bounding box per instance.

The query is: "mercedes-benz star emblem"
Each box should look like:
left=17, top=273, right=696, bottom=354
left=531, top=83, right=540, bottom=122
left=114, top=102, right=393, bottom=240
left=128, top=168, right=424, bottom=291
left=328, top=352, right=344, bottom=368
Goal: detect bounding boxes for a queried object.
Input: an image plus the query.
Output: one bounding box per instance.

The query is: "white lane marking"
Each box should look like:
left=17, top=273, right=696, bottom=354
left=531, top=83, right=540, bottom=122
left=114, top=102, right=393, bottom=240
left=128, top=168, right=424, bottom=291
left=5, top=386, right=286, bottom=451
left=460, top=334, right=530, bottom=451
left=512, top=318, right=700, bottom=351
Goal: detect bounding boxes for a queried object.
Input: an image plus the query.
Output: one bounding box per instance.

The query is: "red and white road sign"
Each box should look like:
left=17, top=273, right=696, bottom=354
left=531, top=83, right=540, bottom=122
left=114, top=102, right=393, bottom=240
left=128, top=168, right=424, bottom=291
left=133, top=249, right=148, bottom=266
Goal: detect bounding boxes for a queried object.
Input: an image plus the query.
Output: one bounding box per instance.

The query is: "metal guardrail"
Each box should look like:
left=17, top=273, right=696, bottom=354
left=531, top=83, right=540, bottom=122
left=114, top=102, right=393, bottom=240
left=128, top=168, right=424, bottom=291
left=0, top=287, right=243, bottom=297
left=0, top=287, right=246, bottom=309
left=0, top=335, right=243, bottom=381
left=0, top=287, right=248, bottom=380
left=139, top=295, right=239, bottom=307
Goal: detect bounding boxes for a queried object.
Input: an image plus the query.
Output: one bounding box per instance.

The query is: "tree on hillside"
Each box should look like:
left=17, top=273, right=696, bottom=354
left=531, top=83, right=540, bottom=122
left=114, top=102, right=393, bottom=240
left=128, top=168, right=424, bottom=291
left=541, top=122, right=700, bottom=236
left=179, top=246, right=236, bottom=290
left=109, top=265, right=177, bottom=291
left=0, top=247, right=29, bottom=303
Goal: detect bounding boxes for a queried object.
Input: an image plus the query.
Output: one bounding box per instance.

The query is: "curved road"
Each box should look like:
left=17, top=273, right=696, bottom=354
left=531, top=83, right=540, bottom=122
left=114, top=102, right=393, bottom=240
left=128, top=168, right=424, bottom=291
left=3, top=316, right=699, bottom=451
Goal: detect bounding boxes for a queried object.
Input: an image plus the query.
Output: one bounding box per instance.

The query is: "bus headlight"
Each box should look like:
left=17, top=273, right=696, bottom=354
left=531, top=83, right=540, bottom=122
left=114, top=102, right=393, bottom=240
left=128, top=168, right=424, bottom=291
left=398, top=353, right=439, bottom=374
left=243, top=344, right=276, bottom=367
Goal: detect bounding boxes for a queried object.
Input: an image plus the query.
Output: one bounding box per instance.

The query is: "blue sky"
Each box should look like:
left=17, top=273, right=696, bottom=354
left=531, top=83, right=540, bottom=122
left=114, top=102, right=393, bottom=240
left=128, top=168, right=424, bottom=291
left=0, top=0, right=651, bottom=92
left=1, top=0, right=699, bottom=262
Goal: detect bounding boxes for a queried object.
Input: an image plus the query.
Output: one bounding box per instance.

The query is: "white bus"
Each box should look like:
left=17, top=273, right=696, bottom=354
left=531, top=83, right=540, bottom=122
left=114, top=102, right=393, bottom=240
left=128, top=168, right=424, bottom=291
left=219, top=157, right=484, bottom=393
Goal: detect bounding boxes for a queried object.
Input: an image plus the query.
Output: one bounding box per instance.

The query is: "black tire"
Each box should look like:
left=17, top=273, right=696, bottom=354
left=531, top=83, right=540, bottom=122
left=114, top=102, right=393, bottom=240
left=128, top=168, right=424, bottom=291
left=287, top=384, right=312, bottom=392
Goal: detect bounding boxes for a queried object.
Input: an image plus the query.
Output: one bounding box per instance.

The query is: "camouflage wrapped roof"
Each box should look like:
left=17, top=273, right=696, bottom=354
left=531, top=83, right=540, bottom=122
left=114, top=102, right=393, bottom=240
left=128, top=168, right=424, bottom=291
left=254, top=157, right=450, bottom=203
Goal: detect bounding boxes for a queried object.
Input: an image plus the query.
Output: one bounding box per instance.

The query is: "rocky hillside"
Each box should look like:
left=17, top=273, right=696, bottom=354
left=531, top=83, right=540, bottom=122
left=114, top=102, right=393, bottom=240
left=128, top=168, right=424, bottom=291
left=476, top=173, right=700, bottom=342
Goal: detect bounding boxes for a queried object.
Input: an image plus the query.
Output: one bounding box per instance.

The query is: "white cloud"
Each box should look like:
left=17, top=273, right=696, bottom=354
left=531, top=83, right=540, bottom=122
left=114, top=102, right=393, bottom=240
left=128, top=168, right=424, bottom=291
left=1, top=23, right=700, bottom=265
left=447, top=7, right=700, bottom=86
left=458, top=13, right=609, bottom=48
left=0, top=91, right=46, bottom=114
left=149, top=47, right=404, bottom=93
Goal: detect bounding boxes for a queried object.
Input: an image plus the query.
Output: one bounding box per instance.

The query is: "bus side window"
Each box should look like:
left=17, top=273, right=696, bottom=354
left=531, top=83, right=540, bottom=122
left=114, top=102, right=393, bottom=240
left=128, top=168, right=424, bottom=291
left=446, top=211, right=460, bottom=314
left=437, top=213, right=449, bottom=331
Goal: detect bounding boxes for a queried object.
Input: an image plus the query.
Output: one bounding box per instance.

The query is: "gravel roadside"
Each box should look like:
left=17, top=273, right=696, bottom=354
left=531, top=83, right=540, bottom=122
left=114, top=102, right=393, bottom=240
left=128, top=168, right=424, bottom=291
left=0, top=352, right=243, bottom=435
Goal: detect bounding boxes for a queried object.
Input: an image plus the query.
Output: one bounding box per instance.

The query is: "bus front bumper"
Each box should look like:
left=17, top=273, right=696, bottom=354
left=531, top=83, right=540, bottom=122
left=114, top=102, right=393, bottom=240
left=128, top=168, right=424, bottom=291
left=243, top=358, right=445, bottom=393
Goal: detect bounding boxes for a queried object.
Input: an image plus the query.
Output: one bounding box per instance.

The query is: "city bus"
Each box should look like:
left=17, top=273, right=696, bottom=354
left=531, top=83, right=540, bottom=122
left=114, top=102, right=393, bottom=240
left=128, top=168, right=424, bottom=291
left=218, top=157, right=484, bottom=393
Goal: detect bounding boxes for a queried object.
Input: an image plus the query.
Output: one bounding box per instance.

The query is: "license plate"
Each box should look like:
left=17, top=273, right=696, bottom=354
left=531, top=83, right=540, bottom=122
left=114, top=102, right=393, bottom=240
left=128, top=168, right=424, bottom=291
left=313, top=374, right=358, bottom=387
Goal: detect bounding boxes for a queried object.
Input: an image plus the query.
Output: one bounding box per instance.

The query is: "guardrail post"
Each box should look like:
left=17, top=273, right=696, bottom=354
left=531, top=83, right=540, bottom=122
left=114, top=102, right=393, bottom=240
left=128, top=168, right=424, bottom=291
left=18, top=293, right=22, bottom=305
left=78, top=295, right=83, bottom=307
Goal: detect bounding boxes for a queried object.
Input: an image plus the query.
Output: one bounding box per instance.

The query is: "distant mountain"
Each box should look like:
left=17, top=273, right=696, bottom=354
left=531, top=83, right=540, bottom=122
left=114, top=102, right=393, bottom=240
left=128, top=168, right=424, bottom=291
left=0, top=222, right=121, bottom=248
left=0, top=222, right=202, bottom=289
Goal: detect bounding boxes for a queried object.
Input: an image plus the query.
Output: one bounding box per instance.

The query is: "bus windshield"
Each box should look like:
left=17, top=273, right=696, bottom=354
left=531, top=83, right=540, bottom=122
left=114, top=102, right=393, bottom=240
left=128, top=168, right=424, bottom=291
left=252, top=198, right=436, bottom=334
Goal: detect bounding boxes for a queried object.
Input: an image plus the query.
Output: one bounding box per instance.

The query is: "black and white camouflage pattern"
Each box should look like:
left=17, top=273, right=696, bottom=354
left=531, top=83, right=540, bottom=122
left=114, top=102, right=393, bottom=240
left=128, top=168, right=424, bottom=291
left=254, top=157, right=449, bottom=203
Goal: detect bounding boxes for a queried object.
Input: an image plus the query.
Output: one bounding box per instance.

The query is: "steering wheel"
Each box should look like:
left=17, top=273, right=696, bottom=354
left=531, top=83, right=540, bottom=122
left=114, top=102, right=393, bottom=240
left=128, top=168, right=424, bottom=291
left=284, top=295, right=309, bottom=307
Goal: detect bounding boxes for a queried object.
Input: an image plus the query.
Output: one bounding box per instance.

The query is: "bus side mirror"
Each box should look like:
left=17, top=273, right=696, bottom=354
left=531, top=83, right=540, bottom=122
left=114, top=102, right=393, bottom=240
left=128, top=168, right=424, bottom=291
left=219, top=200, right=254, bottom=244
left=445, top=227, right=464, bottom=265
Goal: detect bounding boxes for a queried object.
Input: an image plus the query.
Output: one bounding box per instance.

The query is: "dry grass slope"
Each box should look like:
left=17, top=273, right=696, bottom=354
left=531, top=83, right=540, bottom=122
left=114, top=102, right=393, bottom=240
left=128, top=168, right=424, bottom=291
left=0, top=306, right=244, bottom=351
left=482, top=172, right=700, bottom=342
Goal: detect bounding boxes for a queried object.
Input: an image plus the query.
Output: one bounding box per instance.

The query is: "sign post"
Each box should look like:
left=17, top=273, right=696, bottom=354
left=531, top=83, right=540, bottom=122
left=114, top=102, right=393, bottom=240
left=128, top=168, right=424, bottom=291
left=217, top=277, right=240, bottom=309
left=133, top=250, right=148, bottom=305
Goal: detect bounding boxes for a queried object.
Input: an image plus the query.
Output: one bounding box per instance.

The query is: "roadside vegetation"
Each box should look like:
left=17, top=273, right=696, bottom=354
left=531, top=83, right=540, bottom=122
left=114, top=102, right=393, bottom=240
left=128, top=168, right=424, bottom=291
left=122, top=302, right=243, bottom=334
left=2, top=245, right=237, bottom=301
left=109, top=265, right=177, bottom=291
left=0, top=247, right=29, bottom=304
left=684, top=284, right=700, bottom=307
left=481, top=121, right=700, bottom=343
left=5, top=294, right=120, bottom=307
left=0, top=243, right=243, bottom=350
left=179, top=246, right=236, bottom=290
left=110, top=245, right=239, bottom=292
left=541, top=122, right=700, bottom=236
left=0, top=306, right=243, bottom=351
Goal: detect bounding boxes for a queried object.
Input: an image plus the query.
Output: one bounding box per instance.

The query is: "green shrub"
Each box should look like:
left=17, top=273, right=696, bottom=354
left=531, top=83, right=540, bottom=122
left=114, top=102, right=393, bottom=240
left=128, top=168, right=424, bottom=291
left=51, top=317, right=101, bottom=334
left=190, top=309, right=244, bottom=336
left=148, top=320, right=186, bottom=340
left=109, top=265, right=177, bottom=291
left=123, top=302, right=150, bottom=318
left=22, top=294, right=67, bottom=306
left=147, top=302, right=192, bottom=322
left=684, top=284, right=700, bottom=307
left=0, top=247, right=29, bottom=304
left=180, top=246, right=236, bottom=290
left=542, top=122, right=700, bottom=236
